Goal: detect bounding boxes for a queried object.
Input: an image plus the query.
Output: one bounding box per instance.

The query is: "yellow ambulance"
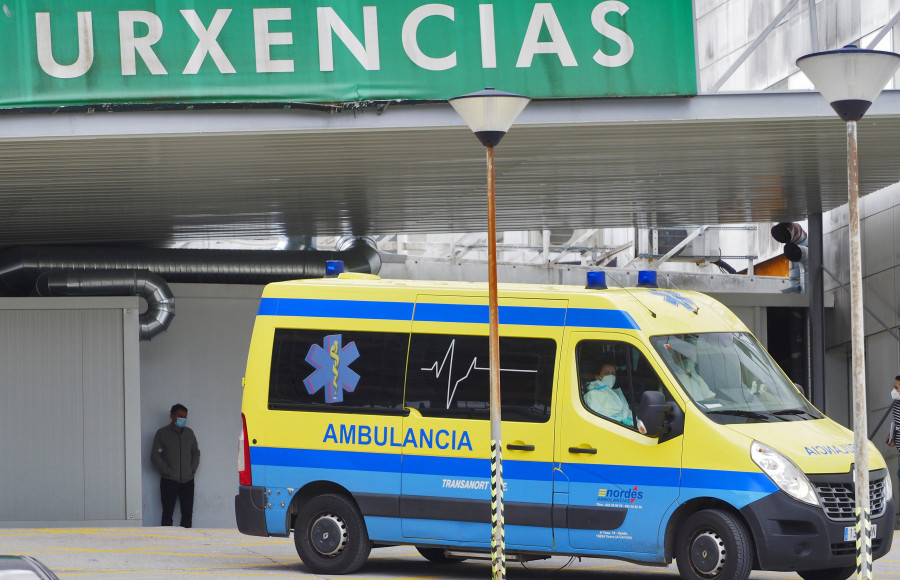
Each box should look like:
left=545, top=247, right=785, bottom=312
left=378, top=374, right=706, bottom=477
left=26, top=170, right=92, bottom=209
left=235, top=269, right=894, bottom=580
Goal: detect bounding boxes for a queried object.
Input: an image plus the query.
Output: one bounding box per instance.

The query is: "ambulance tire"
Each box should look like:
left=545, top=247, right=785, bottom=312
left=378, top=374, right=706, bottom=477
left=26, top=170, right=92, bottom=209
left=675, top=509, right=752, bottom=580
left=294, top=493, right=372, bottom=575
left=797, top=566, right=855, bottom=580
left=416, top=547, right=466, bottom=563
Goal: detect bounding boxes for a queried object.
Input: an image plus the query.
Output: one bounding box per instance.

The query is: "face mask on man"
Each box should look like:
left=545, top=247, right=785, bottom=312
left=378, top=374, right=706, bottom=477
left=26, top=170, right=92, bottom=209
left=891, top=389, right=900, bottom=401
left=589, top=375, right=616, bottom=390
left=175, top=417, right=187, bottom=428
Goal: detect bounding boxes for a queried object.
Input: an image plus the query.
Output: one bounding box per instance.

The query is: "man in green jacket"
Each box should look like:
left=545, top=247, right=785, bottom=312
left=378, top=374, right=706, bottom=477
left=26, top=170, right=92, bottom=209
left=151, top=403, right=201, bottom=527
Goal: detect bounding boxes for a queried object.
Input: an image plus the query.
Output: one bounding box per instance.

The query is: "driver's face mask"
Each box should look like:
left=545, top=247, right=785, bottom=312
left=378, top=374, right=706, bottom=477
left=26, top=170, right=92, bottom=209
left=590, top=375, right=616, bottom=390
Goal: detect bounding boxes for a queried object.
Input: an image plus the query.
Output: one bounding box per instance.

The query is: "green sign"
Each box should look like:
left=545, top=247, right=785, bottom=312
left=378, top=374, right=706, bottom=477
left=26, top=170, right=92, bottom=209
left=0, top=0, right=696, bottom=108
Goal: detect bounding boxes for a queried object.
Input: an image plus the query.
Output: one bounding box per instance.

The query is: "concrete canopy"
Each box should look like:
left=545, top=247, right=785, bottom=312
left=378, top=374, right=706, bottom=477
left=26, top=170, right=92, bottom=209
left=2, top=91, right=900, bottom=246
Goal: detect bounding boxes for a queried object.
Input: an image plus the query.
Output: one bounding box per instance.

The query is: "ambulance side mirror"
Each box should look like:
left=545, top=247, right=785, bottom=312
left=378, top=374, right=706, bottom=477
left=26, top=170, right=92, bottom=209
left=637, top=391, right=672, bottom=438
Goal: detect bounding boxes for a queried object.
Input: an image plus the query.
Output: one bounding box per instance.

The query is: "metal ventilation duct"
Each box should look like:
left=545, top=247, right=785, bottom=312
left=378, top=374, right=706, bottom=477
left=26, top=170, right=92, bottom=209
left=0, top=238, right=381, bottom=340
left=35, top=270, right=175, bottom=341
left=0, top=239, right=381, bottom=295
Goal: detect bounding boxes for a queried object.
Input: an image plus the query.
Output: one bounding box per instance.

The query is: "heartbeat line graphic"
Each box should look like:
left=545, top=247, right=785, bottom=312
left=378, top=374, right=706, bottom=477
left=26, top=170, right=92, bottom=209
left=421, top=339, right=537, bottom=409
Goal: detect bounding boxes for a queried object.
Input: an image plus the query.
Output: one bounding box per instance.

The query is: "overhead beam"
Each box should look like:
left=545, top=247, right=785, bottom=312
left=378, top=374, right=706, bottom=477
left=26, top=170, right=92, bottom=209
left=866, top=9, right=900, bottom=50
left=710, top=0, right=799, bottom=93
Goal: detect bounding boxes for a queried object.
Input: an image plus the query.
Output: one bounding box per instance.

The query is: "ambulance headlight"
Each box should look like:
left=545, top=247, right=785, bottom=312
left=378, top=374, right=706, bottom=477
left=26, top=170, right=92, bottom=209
left=751, top=441, right=819, bottom=506
left=882, top=471, right=893, bottom=502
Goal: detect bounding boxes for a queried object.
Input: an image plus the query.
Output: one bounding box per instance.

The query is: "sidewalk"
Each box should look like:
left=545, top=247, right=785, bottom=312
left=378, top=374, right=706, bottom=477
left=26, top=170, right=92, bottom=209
left=1, top=527, right=898, bottom=579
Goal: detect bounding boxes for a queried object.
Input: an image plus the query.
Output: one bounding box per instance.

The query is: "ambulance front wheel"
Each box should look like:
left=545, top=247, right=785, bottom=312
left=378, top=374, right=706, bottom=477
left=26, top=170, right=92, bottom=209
left=675, top=509, right=753, bottom=580
left=294, top=493, right=372, bottom=575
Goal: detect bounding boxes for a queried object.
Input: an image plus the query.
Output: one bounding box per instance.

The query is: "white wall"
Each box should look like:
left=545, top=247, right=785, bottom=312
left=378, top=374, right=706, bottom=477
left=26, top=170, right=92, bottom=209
left=139, top=283, right=262, bottom=528
left=823, top=182, right=900, bottom=492
left=0, top=298, right=141, bottom=527
left=695, top=0, right=900, bottom=93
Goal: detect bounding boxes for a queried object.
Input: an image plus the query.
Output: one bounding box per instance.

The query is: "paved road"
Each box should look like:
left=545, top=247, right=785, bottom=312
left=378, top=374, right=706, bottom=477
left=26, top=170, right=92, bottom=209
left=3, top=527, right=900, bottom=579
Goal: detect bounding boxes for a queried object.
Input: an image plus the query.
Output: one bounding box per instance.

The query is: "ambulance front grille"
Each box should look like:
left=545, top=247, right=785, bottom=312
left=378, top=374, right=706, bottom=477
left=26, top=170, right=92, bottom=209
left=814, top=478, right=886, bottom=521
left=831, top=538, right=883, bottom=557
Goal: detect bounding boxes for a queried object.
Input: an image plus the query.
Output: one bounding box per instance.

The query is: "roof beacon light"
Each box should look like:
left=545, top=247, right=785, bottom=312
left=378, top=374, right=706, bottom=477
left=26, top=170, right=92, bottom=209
left=586, top=271, right=607, bottom=290
left=637, top=270, right=658, bottom=288
left=325, top=260, right=344, bottom=278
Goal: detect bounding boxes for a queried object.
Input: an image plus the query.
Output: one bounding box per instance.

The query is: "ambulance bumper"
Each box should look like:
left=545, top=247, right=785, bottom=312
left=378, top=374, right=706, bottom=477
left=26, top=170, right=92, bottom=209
left=235, top=485, right=269, bottom=537
left=741, top=476, right=895, bottom=572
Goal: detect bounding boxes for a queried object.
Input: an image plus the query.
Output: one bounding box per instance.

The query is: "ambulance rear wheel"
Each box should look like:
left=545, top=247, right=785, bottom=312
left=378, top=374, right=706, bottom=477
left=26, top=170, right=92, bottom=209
left=294, top=493, right=371, bottom=575
left=675, top=509, right=752, bottom=580
left=797, top=566, right=855, bottom=580
left=416, top=547, right=466, bottom=563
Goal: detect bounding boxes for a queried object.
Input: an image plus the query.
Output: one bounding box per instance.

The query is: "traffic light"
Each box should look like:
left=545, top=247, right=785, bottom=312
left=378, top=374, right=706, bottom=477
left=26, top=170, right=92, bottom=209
left=771, top=222, right=807, bottom=264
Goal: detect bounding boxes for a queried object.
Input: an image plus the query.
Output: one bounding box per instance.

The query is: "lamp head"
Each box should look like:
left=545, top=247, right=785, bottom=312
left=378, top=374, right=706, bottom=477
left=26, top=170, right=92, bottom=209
left=449, top=88, right=530, bottom=147
left=585, top=271, right=607, bottom=290
left=637, top=270, right=658, bottom=288
left=324, top=260, right=344, bottom=278
left=796, top=45, right=900, bottom=121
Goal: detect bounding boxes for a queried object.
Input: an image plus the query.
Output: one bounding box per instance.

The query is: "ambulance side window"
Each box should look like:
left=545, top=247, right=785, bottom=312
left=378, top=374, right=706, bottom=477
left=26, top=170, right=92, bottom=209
left=576, top=340, right=663, bottom=430
left=405, top=334, right=555, bottom=422
left=268, top=329, right=408, bottom=412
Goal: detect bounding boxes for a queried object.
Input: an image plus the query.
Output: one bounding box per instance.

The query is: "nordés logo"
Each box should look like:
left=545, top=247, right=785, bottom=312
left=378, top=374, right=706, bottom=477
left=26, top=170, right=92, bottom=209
left=598, top=486, right=643, bottom=503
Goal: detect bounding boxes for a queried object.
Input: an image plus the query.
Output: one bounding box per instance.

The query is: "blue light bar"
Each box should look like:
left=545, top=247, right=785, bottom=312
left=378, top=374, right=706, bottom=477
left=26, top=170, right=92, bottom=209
left=637, top=270, right=658, bottom=288
left=324, top=260, right=345, bottom=278
left=585, top=271, right=607, bottom=289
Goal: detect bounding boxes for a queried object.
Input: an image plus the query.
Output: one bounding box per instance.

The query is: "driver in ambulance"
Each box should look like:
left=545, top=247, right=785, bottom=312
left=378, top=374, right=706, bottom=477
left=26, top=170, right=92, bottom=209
left=584, top=362, right=633, bottom=426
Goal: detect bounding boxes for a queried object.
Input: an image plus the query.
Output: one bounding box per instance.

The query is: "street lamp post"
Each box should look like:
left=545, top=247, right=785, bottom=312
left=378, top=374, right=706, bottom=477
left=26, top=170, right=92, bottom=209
left=796, top=46, right=900, bottom=580
left=449, top=88, right=529, bottom=580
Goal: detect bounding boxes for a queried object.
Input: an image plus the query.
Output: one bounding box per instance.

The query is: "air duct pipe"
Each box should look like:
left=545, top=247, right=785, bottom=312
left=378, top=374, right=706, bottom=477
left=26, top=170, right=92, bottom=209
left=771, top=222, right=808, bottom=263
left=0, top=238, right=380, bottom=341
left=0, top=238, right=381, bottom=296
left=771, top=222, right=808, bottom=293
left=35, top=269, right=175, bottom=341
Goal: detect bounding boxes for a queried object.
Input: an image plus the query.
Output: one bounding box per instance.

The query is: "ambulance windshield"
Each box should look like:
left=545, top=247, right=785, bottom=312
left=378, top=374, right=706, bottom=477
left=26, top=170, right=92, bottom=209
left=650, top=332, right=821, bottom=423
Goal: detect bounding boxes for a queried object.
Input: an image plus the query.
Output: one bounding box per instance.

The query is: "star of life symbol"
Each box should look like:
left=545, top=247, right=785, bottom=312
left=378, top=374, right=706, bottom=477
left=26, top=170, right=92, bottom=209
left=649, top=289, right=697, bottom=311
left=304, top=334, right=360, bottom=403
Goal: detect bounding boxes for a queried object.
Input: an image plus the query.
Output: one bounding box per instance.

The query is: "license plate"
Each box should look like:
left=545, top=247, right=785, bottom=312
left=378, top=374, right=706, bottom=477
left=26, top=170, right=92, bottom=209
left=844, top=525, right=876, bottom=541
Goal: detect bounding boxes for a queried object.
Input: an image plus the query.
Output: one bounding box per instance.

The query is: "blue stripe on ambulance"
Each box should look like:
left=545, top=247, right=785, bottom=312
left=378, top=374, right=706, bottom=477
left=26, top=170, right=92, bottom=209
left=253, top=446, right=778, bottom=549
left=258, top=298, right=641, bottom=330
left=413, top=303, right=567, bottom=326
left=257, top=447, right=401, bottom=472
left=679, top=467, right=778, bottom=508
left=257, top=297, right=415, bottom=319
left=565, top=307, right=639, bottom=329
left=403, top=453, right=548, bottom=479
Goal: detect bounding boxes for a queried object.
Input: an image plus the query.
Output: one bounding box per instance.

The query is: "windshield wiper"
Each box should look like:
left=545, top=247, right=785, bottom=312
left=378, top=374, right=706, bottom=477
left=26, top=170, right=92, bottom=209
left=706, top=409, right=770, bottom=421
left=771, top=408, right=815, bottom=417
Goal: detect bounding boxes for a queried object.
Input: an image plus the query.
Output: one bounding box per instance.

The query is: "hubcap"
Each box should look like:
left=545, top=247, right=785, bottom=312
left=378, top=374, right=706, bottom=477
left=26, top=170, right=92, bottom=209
left=690, top=530, right=726, bottom=576
left=310, top=513, right=348, bottom=557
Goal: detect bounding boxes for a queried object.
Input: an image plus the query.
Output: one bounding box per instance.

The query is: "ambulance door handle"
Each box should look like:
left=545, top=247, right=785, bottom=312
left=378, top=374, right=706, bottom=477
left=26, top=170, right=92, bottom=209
left=507, top=443, right=535, bottom=452
left=568, top=447, right=597, bottom=454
